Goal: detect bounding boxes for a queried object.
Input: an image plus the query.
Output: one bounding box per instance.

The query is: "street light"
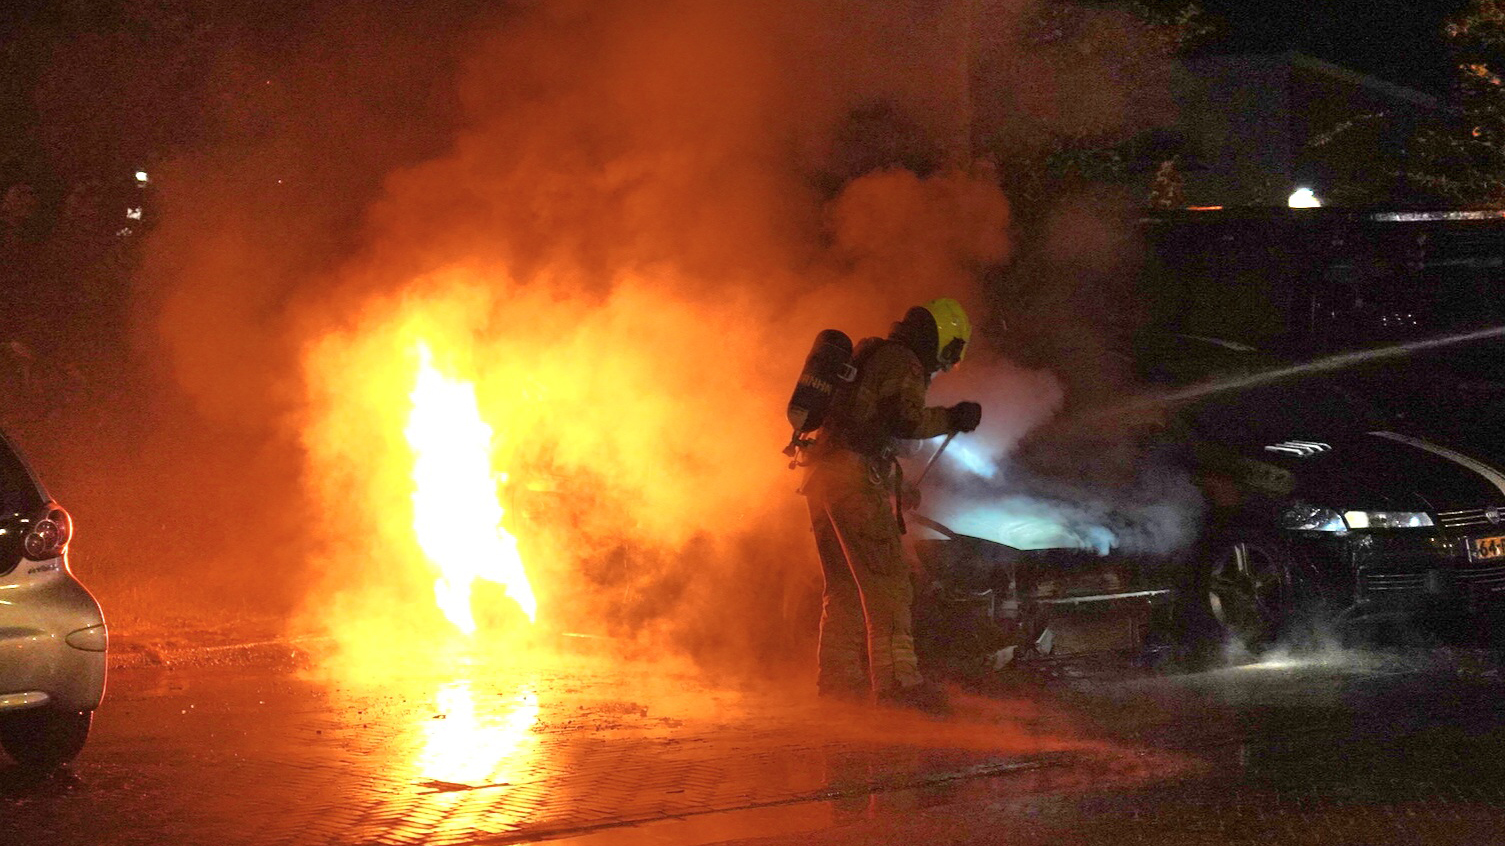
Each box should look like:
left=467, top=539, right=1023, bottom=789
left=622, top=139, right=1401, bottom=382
left=1288, top=186, right=1321, bottom=208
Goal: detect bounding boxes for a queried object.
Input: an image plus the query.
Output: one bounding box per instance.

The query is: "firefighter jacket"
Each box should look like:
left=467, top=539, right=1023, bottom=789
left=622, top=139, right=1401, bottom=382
left=814, top=337, right=953, bottom=462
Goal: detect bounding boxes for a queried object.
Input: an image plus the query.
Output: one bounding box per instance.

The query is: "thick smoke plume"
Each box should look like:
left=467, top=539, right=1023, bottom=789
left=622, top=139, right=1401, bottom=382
left=123, top=0, right=1184, bottom=677
left=293, top=0, right=1012, bottom=674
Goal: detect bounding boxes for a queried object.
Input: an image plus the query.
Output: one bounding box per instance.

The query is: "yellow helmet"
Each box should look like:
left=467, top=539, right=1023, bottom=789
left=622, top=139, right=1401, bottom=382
left=923, top=297, right=971, bottom=370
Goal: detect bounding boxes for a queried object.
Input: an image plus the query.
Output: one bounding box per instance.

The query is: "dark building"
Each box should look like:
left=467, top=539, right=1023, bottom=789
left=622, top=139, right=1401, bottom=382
left=1164, top=52, right=1438, bottom=208
left=1141, top=208, right=1505, bottom=355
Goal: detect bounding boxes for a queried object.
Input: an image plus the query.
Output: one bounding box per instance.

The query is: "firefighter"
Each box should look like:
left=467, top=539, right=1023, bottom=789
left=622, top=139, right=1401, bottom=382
left=801, top=297, right=982, bottom=711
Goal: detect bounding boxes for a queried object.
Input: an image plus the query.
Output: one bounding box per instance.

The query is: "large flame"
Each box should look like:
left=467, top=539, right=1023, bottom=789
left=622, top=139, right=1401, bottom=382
left=407, top=341, right=537, bottom=633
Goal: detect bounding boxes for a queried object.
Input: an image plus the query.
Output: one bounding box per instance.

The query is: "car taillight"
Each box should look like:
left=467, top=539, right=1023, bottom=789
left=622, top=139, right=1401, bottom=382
left=23, top=505, right=70, bottom=561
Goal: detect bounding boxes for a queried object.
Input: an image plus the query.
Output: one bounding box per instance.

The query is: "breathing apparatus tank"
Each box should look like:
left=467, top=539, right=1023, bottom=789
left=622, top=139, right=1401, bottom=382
left=783, top=329, right=857, bottom=461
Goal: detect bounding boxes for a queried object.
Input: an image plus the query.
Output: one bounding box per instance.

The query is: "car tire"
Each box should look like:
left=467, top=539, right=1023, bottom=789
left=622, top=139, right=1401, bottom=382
left=1202, top=532, right=1301, bottom=654
left=0, top=708, right=92, bottom=770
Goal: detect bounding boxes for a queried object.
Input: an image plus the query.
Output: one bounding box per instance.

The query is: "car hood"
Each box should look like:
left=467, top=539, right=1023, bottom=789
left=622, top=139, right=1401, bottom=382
left=1245, top=430, right=1505, bottom=513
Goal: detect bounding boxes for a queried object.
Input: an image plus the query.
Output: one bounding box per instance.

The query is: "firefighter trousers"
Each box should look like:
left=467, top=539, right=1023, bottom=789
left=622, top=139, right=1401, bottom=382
left=803, top=450, right=923, bottom=698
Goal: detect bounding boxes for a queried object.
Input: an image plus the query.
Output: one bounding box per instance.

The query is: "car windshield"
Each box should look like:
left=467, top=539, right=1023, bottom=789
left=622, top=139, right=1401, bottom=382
left=1311, top=258, right=1505, bottom=350
left=1178, top=377, right=1386, bottom=449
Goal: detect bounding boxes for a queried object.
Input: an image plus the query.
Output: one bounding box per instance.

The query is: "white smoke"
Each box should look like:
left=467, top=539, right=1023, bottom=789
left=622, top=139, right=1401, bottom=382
left=915, top=360, right=1205, bottom=556
left=923, top=452, right=1203, bottom=555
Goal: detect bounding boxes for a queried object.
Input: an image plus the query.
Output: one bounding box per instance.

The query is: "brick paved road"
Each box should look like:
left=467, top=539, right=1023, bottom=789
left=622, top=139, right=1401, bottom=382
left=3, top=645, right=1504, bottom=846
left=0, top=648, right=1165, bottom=846
left=716, top=649, right=1505, bottom=846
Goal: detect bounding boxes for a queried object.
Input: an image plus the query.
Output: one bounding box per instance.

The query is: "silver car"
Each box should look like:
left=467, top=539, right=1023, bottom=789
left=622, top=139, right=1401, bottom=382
left=0, top=430, right=104, bottom=769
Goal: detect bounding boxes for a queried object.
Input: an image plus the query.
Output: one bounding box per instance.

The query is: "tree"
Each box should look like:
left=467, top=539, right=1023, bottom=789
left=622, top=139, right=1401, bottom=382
left=972, top=1, right=1211, bottom=219
left=1407, top=0, right=1505, bottom=205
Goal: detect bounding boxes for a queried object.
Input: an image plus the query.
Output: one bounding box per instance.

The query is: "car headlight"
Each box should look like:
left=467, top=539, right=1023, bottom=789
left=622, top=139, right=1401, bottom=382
left=1280, top=504, right=1347, bottom=532
left=1342, top=510, right=1434, bottom=529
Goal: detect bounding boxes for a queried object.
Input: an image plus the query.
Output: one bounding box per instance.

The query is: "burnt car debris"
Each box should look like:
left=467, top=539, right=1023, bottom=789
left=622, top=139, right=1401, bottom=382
left=911, top=333, right=1505, bottom=676
left=911, top=513, right=1175, bottom=678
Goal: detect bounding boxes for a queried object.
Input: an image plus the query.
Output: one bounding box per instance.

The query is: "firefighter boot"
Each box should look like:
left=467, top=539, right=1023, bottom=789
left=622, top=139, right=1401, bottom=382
left=876, top=679, right=950, bottom=716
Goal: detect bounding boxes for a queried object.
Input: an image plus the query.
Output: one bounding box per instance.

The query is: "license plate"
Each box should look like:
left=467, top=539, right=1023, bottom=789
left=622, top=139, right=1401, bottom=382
left=1471, top=535, right=1505, bottom=561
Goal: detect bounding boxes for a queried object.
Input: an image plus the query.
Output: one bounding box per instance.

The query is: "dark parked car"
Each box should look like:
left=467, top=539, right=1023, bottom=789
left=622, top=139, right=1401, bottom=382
left=914, top=333, right=1505, bottom=672
left=1137, top=334, right=1505, bottom=650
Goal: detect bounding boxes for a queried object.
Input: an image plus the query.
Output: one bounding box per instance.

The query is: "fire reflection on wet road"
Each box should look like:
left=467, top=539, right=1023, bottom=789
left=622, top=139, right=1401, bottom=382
left=414, top=678, right=540, bottom=793
left=0, top=649, right=1144, bottom=846
left=7, top=645, right=1505, bottom=846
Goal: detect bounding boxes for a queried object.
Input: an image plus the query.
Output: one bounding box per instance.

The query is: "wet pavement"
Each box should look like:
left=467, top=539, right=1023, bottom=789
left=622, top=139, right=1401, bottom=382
left=4, top=641, right=1505, bottom=845
left=716, top=649, right=1505, bottom=846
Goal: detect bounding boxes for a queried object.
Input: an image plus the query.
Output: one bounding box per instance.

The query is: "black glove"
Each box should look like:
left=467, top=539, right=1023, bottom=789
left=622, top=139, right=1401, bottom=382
left=947, top=401, right=982, bottom=433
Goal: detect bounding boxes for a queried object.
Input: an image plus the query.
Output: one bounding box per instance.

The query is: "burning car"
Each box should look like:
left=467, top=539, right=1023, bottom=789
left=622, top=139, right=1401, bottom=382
left=911, top=513, right=1175, bottom=677
left=0, top=430, right=104, bottom=769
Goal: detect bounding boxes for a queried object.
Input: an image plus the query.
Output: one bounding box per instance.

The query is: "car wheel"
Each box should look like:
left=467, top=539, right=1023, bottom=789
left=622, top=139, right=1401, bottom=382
left=1205, top=534, right=1295, bottom=652
left=0, top=708, right=92, bottom=770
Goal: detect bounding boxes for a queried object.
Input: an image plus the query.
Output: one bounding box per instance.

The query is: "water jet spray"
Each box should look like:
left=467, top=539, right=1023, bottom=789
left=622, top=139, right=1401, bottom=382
left=1118, top=325, right=1505, bottom=420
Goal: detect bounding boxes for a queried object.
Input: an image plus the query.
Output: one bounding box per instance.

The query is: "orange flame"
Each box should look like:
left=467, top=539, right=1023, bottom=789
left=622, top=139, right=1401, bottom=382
left=406, top=341, right=537, bottom=633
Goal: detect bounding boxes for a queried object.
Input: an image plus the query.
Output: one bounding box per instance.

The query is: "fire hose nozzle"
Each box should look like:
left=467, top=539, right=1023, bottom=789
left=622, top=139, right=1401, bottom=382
left=913, top=431, right=957, bottom=487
